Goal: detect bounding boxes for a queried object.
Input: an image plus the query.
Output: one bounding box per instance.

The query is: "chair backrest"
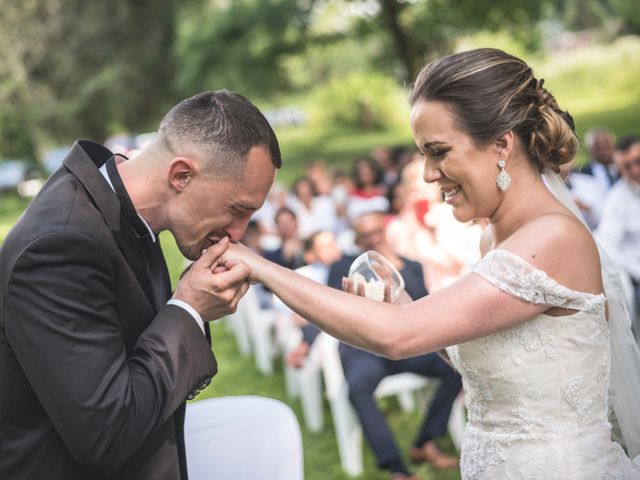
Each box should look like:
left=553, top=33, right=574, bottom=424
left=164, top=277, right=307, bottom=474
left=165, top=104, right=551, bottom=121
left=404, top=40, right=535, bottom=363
left=316, top=333, right=345, bottom=399
left=317, top=333, right=429, bottom=402
left=237, top=285, right=261, bottom=320
left=185, top=396, right=304, bottom=480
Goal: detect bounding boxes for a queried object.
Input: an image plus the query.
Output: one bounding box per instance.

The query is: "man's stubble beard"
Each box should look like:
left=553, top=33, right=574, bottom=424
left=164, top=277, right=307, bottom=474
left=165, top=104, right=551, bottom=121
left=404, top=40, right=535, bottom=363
left=178, top=241, right=202, bottom=262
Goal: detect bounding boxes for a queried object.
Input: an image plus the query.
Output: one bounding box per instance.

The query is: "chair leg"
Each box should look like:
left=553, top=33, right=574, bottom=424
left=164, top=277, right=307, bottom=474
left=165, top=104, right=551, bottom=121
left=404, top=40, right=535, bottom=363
left=297, top=367, right=324, bottom=433
left=397, top=390, right=415, bottom=412
left=447, top=393, right=466, bottom=451
left=329, top=390, right=364, bottom=477
left=283, top=363, right=299, bottom=399
left=250, top=315, right=274, bottom=376
left=229, top=312, right=251, bottom=357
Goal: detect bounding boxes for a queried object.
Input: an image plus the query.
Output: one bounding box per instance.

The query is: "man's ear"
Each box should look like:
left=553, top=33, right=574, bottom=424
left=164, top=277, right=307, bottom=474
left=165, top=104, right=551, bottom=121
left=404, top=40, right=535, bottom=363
left=494, top=130, right=515, bottom=159
left=168, top=157, right=197, bottom=192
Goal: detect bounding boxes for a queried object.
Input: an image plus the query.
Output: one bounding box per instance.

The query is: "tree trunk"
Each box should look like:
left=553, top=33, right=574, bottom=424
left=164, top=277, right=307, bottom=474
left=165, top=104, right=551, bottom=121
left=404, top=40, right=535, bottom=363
left=379, top=0, right=419, bottom=83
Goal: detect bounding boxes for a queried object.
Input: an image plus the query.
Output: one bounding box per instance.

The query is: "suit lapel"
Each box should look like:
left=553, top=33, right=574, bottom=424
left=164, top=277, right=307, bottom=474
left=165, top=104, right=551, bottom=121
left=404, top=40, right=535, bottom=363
left=105, top=156, right=172, bottom=312
left=114, top=220, right=159, bottom=312
left=63, top=141, right=158, bottom=314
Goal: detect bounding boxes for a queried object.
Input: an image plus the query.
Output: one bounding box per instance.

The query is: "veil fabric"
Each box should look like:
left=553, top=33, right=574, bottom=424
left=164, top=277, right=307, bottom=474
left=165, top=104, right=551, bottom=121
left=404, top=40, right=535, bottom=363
left=542, top=170, right=640, bottom=461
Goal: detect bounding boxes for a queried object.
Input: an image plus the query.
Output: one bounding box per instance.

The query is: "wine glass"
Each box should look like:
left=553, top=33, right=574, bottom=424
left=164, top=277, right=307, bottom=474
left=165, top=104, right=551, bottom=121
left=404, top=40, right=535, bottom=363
left=348, top=250, right=405, bottom=302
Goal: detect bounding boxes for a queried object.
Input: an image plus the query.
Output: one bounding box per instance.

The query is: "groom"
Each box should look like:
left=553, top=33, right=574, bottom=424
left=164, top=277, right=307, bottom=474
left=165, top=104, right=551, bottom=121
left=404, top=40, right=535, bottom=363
left=0, top=91, right=280, bottom=479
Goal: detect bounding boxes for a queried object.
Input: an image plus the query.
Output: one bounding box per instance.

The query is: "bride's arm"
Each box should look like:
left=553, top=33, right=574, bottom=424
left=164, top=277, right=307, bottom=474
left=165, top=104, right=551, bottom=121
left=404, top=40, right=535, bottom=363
left=223, top=242, right=546, bottom=359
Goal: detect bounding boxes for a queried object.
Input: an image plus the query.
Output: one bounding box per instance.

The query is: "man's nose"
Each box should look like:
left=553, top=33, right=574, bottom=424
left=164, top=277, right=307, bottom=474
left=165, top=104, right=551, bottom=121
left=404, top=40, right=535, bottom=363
left=226, top=217, right=251, bottom=242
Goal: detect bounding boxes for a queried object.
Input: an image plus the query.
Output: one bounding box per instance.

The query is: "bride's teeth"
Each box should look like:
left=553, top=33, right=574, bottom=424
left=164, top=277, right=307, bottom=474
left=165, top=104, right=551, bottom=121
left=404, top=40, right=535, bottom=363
left=443, top=186, right=461, bottom=199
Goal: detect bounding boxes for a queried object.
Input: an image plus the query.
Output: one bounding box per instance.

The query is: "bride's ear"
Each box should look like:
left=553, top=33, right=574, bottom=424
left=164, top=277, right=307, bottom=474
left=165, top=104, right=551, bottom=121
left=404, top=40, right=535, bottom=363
left=494, top=131, right=515, bottom=158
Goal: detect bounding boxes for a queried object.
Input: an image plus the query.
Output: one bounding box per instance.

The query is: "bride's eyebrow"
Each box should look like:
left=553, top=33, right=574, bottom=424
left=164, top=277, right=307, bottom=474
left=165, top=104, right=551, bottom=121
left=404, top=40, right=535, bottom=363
left=422, top=141, right=449, bottom=152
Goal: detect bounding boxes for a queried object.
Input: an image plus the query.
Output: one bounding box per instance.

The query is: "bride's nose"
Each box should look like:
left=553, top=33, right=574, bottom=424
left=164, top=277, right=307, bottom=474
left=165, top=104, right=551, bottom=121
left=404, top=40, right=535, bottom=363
left=423, top=159, right=442, bottom=184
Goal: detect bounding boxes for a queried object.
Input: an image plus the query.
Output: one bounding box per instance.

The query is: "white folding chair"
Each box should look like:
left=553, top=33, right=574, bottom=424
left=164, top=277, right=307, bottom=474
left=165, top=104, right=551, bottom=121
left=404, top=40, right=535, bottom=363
left=235, top=286, right=280, bottom=375
left=225, top=308, right=252, bottom=357
left=184, top=396, right=304, bottom=480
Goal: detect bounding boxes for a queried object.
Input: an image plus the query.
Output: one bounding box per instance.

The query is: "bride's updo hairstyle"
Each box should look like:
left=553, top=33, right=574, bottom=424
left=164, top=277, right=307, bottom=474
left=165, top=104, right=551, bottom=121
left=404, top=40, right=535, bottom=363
left=409, top=48, right=577, bottom=173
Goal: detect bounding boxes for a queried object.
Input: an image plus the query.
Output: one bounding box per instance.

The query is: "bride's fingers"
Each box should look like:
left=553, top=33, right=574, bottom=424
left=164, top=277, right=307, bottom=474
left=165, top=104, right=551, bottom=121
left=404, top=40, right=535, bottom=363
left=342, top=277, right=354, bottom=294
left=383, top=283, right=391, bottom=303
left=356, top=283, right=365, bottom=298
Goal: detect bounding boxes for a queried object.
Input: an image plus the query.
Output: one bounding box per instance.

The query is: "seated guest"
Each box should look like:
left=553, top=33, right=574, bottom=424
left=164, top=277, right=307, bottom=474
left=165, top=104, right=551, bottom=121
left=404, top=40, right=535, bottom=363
left=596, top=135, right=640, bottom=334
left=251, top=183, right=291, bottom=237
left=290, top=211, right=462, bottom=479
left=351, top=157, right=387, bottom=199
left=561, top=160, right=607, bottom=230
left=581, top=127, right=619, bottom=189
left=574, top=127, right=619, bottom=228
left=263, top=206, right=305, bottom=270
left=240, top=220, right=273, bottom=310
left=284, top=231, right=343, bottom=367
left=290, top=176, right=339, bottom=238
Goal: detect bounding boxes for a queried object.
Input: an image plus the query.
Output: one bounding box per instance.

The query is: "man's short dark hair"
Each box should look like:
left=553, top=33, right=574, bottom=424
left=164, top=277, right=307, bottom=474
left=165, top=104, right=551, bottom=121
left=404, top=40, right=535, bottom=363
left=275, top=206, right=297, bottom=224
left=303, top=231, right=324, bottom=254
left=157, top=90, right=281, bottom=178
left=615, top=134, right=640, bottom=153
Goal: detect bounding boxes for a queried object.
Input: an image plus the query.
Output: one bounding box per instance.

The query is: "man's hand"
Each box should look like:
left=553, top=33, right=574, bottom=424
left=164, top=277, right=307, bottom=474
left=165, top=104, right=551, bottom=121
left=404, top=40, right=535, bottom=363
left=172, top=237, right=251, bottom=322
left=285, top=341, right=309, bottom=368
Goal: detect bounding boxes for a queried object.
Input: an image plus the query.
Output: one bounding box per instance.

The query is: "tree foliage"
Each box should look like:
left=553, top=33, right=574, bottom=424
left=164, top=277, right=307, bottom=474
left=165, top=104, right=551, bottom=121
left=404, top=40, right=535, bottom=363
left=0, top=0, right=637, bottom=162
left=0, top=0, right=179, bottom=158
left=176, top=0, right=316, bottom=98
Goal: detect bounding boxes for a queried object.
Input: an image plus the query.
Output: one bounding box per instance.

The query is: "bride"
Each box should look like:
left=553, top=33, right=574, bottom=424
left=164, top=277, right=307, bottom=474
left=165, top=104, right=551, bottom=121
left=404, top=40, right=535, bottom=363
left=222, top=48, right=640, bottom=478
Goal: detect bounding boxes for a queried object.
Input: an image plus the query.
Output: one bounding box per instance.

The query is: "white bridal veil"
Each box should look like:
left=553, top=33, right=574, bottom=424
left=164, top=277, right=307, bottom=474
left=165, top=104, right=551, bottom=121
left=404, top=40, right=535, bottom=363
left=542, top=169, right=640, bottom=461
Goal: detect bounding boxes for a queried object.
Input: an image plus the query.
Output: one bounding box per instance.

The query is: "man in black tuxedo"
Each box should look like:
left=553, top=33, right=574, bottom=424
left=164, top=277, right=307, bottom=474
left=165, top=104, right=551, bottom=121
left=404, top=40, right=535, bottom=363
left=0, top=90, right=280, bottom=479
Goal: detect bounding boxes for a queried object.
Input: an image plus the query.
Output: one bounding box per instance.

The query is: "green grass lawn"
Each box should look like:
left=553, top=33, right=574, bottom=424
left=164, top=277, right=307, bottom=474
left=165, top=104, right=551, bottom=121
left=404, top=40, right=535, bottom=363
left=200, top=321, right=461, bottom=480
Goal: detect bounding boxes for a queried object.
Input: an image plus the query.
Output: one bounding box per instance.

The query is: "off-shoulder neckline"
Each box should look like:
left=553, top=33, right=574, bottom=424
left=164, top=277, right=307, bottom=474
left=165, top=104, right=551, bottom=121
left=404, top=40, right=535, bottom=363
left=480, top=248, right=606, bottom=301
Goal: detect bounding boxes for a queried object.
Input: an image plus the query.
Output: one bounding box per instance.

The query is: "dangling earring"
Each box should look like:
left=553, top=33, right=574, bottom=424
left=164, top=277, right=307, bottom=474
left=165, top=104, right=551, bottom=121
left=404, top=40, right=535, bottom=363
left=496, top=159, right=511, bottom=192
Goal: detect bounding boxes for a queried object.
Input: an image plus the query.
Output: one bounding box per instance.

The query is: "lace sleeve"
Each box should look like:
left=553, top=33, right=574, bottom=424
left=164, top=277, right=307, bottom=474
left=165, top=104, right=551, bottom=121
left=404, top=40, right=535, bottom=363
left=473, top=249, right=605, bottom=313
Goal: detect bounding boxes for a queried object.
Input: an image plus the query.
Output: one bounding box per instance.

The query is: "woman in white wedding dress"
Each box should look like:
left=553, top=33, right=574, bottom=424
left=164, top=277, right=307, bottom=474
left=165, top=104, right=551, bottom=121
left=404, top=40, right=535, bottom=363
left=221, top=48, right=640, bottom=479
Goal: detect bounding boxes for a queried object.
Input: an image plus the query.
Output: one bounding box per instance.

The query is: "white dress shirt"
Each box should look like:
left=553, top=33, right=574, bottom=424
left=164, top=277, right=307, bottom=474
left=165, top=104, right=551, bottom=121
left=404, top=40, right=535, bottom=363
left=596, top=178, right=640, bottom=281
left=590, top=162, right=617, bottom=193
left=99, top=163, right=206, bottom=334
left=566, top=171, right=608, bottom=229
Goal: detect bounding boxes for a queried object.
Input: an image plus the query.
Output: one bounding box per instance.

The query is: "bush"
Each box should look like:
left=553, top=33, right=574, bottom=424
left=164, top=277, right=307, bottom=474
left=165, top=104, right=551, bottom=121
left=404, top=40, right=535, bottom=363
left=306, top=71, right=408, bottom=132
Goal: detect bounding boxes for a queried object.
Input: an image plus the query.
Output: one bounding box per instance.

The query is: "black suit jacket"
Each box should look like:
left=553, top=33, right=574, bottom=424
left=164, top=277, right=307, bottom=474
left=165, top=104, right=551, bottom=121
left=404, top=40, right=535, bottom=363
left=0, top=141, right=217, bottom=479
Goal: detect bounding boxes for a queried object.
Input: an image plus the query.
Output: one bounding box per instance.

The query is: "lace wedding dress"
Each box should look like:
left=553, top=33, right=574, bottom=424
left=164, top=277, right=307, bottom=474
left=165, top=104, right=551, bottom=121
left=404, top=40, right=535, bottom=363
left=447, top=249, right=640, bottom=479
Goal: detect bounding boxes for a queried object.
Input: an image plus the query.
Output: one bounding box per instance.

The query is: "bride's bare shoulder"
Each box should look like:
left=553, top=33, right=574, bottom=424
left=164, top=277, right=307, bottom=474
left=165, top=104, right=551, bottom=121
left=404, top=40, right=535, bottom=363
left=499, top=212, right=602, bottom=294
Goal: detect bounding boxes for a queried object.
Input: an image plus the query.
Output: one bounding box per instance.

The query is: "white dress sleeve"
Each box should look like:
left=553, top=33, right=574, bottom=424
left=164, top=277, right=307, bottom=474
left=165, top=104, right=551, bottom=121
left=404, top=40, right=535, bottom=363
left=473, top=249, right=606, bottom=314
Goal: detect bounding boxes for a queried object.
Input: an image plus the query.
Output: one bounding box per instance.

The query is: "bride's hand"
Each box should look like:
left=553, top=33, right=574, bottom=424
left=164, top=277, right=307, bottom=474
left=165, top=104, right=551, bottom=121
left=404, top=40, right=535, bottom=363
left=220, top=242, right=264, bottom=283
left=393, top=289, right=413, bottom=305
left=341, top=277, right=411, bottom=304
left=341, top=277, right=365, bottom=297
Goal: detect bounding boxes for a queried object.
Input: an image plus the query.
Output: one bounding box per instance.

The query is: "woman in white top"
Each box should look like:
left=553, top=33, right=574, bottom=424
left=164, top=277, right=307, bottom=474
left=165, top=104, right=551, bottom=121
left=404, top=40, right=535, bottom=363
left=222, top=48, right=640, bottom=479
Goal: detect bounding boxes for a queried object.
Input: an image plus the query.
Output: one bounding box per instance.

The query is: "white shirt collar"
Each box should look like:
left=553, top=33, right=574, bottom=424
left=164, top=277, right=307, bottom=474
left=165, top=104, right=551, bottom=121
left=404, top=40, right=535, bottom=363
left=99, top=163, right=157, bottom=243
